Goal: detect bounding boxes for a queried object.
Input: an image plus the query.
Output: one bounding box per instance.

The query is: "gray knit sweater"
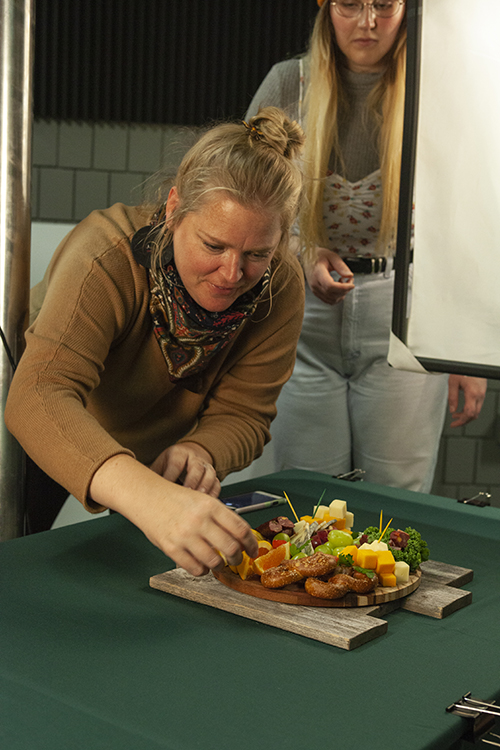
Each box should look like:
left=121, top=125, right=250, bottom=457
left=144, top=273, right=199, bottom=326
left=246, top=58, right=382, bottom=183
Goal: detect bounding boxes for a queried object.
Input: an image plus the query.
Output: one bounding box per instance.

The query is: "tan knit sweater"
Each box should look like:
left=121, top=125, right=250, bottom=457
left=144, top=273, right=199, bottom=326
left=5, top=204, right=304, bottom=510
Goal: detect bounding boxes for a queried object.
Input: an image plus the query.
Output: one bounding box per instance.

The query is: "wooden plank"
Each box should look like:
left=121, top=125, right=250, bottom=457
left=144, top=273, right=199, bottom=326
left=420, top=559, right=473, bottom=588
left=401, top=578, right=472, bottom=619
left=150, top=568, right=387, bottom=650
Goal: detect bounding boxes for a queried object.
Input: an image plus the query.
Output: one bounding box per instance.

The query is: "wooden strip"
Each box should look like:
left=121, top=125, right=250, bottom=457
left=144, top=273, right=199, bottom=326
left=401, top=578, right=472, bottom=619
left=150, top=569, right=387, bottom=650
left=420, top=559, right=473, bottom=588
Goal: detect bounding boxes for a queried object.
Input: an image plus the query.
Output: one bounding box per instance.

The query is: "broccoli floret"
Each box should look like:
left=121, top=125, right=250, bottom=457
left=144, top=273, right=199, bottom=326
left=359, top=525, right=429, bottom=571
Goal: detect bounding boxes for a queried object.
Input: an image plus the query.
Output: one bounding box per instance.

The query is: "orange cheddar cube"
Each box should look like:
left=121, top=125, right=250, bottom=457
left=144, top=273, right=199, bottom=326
left=376, top=550, right=395, bottom=575
left=356, top=548, right=378, bottom=570
left=379, top=572, right=397, bottom=587
left=330, top=517, right=346, bottom=530
left=339, top=545, right=358, bottom=564
left=300, top=515, right=314, bottom=524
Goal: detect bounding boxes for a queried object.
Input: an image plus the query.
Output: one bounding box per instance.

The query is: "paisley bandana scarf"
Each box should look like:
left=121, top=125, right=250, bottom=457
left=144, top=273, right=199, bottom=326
left=131, top=207, right=271, bottom=384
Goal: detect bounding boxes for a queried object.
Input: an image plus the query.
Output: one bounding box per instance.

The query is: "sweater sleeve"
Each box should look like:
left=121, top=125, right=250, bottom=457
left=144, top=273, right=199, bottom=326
left=4, top=207, right=148, bottom=506
left=246, top=59, right=301, bottom=121
left=177, top=256, right=305, bottom=479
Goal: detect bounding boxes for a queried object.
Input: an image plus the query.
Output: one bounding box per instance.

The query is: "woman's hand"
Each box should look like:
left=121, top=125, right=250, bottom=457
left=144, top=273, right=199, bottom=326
left=304, top=247, right=355, bottom=305
left=150, top=442, right=220, bottom=497
left=90, top=454, right=258, bottom=576
left=448, top=375, right=487, bottom=427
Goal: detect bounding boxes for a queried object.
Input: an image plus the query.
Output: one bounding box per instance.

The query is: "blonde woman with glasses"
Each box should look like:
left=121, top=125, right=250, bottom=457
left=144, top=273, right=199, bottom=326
left=247, top=0, right=486, bottom=492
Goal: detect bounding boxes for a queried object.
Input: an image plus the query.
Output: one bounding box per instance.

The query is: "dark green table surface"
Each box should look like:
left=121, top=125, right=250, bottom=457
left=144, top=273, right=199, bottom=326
left=1, top=469, right=499, bottom=750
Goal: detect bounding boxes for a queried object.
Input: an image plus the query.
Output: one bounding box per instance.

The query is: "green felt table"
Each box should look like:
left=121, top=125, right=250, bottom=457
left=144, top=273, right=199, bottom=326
left=1, top=469, right=499, bottom=750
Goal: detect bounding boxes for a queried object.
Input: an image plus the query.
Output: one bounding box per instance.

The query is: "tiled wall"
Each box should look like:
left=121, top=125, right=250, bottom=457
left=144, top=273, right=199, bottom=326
left=433, top=378, right=500, bottom=507
left=31, top=119, right=500, bottom=509
left=31, top=120, right=200, bottom=221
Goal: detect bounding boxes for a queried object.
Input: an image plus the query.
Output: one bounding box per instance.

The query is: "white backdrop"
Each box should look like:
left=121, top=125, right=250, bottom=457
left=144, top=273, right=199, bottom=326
left=390, top=0, right=500, bottom=372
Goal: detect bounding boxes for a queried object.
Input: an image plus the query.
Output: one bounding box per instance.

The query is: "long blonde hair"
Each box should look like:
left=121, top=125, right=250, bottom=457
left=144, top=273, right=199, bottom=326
left=300, top=2, right=407, bottom=262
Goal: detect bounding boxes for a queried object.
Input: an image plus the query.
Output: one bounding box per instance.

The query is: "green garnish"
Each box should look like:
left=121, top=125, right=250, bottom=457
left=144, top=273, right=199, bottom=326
left=353, top=565, right=375, bottom=579
left=337, top=553, right=375, bottom=579
left=312, top=489, right=327, bottom=520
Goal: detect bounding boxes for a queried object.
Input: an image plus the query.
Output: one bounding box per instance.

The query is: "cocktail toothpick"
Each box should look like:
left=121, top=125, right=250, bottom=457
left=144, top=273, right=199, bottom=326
left=283, top=491, right=300, bottom=523
left=379, top=509, right=383, bottom=535
left=378, top=518, right=393, bottom=542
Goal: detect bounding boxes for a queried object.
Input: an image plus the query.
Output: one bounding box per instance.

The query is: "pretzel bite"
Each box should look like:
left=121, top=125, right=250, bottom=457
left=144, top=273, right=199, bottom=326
left=304, top=574, right=351, bottom=599
left=304, top=571, right=379, bottom=599
left=292, top=551, right=338, bottom=578
left=348, top=570, right=379, bottom=593
left=261, top=560, right=304, bottom=588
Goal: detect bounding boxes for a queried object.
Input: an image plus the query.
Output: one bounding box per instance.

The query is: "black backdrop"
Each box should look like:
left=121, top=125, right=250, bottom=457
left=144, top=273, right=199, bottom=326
left=34, top=0, right=319, bottom=125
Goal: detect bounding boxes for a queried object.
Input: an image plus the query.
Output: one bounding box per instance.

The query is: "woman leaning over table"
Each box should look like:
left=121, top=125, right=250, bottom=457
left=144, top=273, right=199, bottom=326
left=5, top=107, right=306, bottom=575
left=246, top=0, right=486, bottom=492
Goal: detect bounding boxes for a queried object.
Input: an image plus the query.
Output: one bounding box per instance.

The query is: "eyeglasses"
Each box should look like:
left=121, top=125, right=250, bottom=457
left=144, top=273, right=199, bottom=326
left=330, top=1, right=405, bottom=19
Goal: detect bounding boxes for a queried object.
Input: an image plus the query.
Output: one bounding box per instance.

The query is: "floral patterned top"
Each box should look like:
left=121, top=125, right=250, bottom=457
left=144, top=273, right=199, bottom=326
left=323, top=168, right=382, bottom=257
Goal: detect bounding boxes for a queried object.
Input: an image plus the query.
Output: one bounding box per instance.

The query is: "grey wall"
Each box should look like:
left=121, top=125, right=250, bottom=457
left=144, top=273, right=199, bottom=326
left=31, top=119, right=500, bottom=509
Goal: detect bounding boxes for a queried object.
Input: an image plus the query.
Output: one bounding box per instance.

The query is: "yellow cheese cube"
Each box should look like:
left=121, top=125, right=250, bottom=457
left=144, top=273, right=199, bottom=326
left=329, top=499, right=347, bottom=518
left=313, top=505, right=329, bottom=520
left=339, top=545, right=358, bottom=564
left=376, top=550, right=395, bottom=575
left=356, top=549, right=378, bottom=570
left=394, top=561, right=410, bottom=584
left=379, top=572, right=397, bottom=587
left=345, top=511, right=354, bottom=529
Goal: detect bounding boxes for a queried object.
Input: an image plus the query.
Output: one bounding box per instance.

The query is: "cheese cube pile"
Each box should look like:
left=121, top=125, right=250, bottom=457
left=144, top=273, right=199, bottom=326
left=305, top=498, right=354, bottom=530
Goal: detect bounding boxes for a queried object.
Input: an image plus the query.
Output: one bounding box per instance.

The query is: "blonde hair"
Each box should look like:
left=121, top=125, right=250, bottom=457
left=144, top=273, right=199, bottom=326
left=300, top=1, right=407, bottom=262
left=149, top=107, right=305, bottom=270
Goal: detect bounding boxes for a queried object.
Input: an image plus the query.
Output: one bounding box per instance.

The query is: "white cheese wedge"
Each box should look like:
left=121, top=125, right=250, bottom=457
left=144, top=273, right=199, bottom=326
left=394, top=561, right=410, bottom=584
left=293, top=520, right=308, bottom=535
left=328, top=499, right=347, bottom=519
left=358, top=540, right=388, bottom=552
left=313, top=505, right=330, bottom=520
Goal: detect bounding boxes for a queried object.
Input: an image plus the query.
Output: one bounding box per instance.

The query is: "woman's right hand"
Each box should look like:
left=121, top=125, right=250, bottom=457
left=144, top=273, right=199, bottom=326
left=304, top=247, right=355, bottom=305
left=89, top=454, right=258, bottom=576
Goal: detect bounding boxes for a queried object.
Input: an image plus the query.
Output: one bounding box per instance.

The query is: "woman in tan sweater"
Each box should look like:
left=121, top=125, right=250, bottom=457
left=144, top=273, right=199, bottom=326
left=5, top=107, right=305, bottom=576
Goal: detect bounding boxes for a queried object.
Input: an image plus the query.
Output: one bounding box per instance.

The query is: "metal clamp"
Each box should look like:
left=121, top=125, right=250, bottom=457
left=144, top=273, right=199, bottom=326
left=458, top=492, right=491, bottom=507
left=447, top=693, right=499, bottom=744
left=332, top=469, right=366, bottom=482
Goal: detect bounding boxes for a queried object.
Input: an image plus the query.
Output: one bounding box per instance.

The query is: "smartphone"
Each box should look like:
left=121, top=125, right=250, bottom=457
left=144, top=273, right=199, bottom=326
left=222, top=491, right=287, bottom=515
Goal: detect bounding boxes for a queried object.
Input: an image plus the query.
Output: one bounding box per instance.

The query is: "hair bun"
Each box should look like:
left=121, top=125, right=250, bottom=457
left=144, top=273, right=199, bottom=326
left=245, top=106, right=305, bottom=161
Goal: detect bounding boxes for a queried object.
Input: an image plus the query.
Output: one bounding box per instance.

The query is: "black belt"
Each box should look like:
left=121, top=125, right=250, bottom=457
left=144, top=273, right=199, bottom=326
left=343, top=252, right=413, bottom=274
left=343, top=256, right=390, bottom=274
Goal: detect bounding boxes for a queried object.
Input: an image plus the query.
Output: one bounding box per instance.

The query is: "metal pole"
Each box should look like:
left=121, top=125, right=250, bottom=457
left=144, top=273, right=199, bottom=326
left=0, top=0, right=34, bottom=540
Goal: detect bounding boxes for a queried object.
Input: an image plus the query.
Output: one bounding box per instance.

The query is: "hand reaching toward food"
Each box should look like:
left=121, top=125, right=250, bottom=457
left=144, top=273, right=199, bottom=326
left=90, top=454, right=258, bottom=576
left=150, top=442, right=220, bottom=497
left=304, top=247, right=355, bottom=306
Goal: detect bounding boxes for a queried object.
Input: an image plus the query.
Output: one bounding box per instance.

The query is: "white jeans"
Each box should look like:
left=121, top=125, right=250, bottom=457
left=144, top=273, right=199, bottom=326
left=272, top=273, right=448, bottom=492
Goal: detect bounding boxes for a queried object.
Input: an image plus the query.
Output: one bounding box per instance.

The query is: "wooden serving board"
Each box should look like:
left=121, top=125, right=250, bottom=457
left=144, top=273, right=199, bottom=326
left=149, top=560, right=473, bottom=651
left=211, top=566, right=421, bottom=607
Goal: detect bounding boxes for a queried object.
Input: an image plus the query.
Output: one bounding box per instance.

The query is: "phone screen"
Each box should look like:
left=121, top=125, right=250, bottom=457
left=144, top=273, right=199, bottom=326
left=222, top=491, right=287, bottom=515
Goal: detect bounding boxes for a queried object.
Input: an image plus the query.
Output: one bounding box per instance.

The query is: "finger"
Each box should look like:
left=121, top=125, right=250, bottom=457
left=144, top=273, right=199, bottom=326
left=447, top=379, right=460, bottom=414
left=161, top=454, right=188, bottom=484
left=207, top=476, right=221, bottom=498
left=212, top=508, right=258, bottom=559
left=184, top=462, right=218, bottom=494
left=169, top=547, right=211, bottom=577
left=450, top=412, right=469, bottom=428
left=182, top=461, right=208, bottom=490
